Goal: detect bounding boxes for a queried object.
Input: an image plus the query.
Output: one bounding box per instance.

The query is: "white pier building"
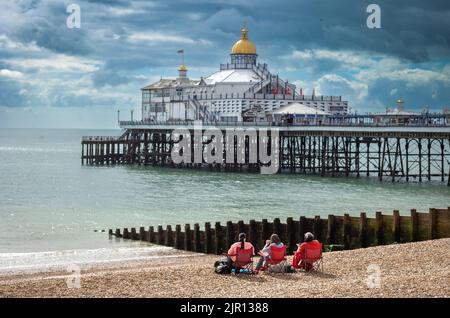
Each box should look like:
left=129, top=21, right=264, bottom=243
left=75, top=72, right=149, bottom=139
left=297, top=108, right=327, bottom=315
left=141, top=26, right=349, bottom=123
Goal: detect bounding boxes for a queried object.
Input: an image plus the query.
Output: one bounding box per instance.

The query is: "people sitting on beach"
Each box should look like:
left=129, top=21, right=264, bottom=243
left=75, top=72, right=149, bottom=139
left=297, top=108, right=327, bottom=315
left=292, top=232, right=322, bottom=271
left=226, top=232, right=255, bottom=267
left=254, top=234, right=284, bottom=272
left=214, top=233, right=255, bottom=274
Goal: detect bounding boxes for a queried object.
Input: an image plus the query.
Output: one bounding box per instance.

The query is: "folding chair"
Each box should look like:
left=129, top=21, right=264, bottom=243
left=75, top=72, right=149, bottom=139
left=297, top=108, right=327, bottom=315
left=264, top=245, right=287, bottom=273
left=299, top=243, right=323, bottom=272
left=224, top=247, right=254, bottom=273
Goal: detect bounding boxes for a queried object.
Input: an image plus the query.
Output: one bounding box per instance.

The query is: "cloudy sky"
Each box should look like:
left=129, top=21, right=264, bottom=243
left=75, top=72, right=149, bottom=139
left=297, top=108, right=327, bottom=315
left=0, top=0, right=449, bottom=128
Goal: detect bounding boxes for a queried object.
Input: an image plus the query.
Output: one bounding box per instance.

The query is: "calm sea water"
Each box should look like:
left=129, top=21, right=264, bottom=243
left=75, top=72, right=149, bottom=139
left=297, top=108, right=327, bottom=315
left=0, top=128, right=449, bottom=271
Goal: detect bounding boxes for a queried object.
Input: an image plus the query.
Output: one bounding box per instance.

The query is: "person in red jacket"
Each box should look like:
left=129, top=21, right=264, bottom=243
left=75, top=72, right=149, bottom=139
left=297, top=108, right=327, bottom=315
left=292, top=232, right=322, bottom=271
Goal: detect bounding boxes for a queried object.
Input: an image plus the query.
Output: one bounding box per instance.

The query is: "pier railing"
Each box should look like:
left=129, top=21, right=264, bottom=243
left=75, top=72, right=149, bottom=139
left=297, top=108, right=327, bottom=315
left=109, top=207, right=450, bottom=255
left=119, top=120, right=450, bottom=128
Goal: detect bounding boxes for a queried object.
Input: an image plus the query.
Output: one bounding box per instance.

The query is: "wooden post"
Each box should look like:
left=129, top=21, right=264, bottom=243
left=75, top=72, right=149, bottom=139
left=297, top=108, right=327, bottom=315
left=237, top=220, right=245, bottom=236
left=410, top=209, right=418, bottom=241
left=156, top=225, right=163, bottom=245
left=184, top=224, right=192, bottom=251
left=193, top=223, right=201, bottom=252
left=359, top=212, right=367, bottom=248
left=214, top=222, right=223, bottom=255
left=299, top=216, right=307, bottom=243
left=261, top=219, right=270, bottom=245
left=429, top=208, right=437, bottom=239
left=205, top=222, right=212, bottom=254
left=123, top=228, right=130, bottom=239
left=286, top=217, right=296, bottom=254
left=165, top=225, right=173, bottom=246
left=108, top=229, right=113, bottom=236
left=375, top=211, right=383, bottom=245
left=327, top=215, right=336, bottom=245
left=139, top=227, right=145, bottom=241
left=130, top=228, right=137, bottom=240
left=115, top=228, right=121, bottom=238
left=149, top=226, right=155, bottom=243
left=313, top=216, right=321, bottom=242
left=175, top=225, right=181, bottom=249
left=226, top=221, right=234, bottom=248
left=343, top=214, right=351, bottom=249
left=273, top=218, right=282, bottom=237
left=393, top=210, right=400, bottom=243
left=249, top=220, right=258, bottom=253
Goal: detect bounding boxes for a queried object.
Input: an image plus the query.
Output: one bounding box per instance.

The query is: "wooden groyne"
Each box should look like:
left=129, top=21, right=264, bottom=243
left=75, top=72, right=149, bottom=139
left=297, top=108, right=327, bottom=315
left=108, top=207, right=450, bottom=255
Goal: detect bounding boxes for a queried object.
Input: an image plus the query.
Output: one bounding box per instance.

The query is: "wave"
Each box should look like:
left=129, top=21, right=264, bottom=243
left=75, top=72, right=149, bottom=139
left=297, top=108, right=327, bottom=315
left=0, top=245, right=189, bottom=275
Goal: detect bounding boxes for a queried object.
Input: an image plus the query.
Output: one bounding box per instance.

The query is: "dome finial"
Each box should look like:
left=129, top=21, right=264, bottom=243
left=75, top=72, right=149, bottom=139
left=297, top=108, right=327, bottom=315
left=241, top=23, right=248, bottom=40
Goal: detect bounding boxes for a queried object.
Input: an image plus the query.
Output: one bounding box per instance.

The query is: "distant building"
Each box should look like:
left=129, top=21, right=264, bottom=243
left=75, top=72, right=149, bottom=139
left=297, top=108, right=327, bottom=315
left=373, top=98, right=420, bottom=125
left=141, top=25, right=349, bottom=122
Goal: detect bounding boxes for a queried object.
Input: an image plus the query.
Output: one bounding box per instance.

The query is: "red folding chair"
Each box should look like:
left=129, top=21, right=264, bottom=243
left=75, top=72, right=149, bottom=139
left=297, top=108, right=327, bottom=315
left=224, top=247, right=254, bottom=273
left=264, top=245, right=287, bottom=273
left=299, top=243, right=323, bottom=272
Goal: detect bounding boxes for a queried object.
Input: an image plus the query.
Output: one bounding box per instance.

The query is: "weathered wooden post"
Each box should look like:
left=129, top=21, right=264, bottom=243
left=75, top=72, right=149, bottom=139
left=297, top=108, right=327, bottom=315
left=108, top=229, right=113, bottom=236
left=273, top=218, right=282, bottom=237
left=193, top=223, right=201, bottom=252
left=130, top=228, right=137, bottom=240
left=359, top=212, right=368, bottom=247
left=226, top=221, right=234, bottom=248
left=184, top=224, right=192, bottom=251
left=149, top=226, right=155, bottom=243
left=157, top=225, right=163, bottom=245
left=327, top=215, right=336, bottom=245
left=115, top=228, right=121, bottom=237
left=393, top=210, right=400, bottom=242
left=299, top=216, right=307, bottom=243
left=123, top=228, right=130, bottom=239
left=249, top=220, right=258, bottom=252
left=175, top=225, right=181, bottom=249
left=139, top=227, right=145, bottom=241
left=343, top=214, right=351, bottom=249
left=165, top=225, right=173, bottom=247
left=429, top=208, right=437, bottom=239
left=410, top=209, right=418, bottom=241
left=214, top=222, right=223, bottom=255
left=286, top=217, right=296, bottom=254
left=237, top=220, right=245, bottom=236
left=313, top=216, right=321, bottom=242
left=205, top=222, right=212, bottom=254
left=375, top=211, right=383, bottom=245
left=261, top=219, right=270, bottom=245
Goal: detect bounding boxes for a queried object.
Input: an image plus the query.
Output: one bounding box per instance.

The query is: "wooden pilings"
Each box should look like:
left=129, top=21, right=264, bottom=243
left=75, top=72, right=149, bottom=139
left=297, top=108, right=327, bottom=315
left=82, top=129, right=450, bottom=185
left=109, top=208, right=450, bottom=255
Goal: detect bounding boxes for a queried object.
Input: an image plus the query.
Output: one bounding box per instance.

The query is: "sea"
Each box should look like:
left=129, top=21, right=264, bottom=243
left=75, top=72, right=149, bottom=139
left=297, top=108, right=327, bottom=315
left=1, top=128, right=449, bottom=273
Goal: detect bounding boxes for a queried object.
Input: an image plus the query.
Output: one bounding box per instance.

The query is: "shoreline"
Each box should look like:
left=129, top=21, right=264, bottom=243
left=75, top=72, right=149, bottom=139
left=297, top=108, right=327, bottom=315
left=0, top=238, right=449, bottom=298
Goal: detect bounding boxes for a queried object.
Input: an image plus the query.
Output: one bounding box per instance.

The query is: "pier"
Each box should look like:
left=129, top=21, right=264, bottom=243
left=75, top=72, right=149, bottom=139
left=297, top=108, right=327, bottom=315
left=108, top=207, right=450, bottom=255
left=82, top=122, right=450, bottom=185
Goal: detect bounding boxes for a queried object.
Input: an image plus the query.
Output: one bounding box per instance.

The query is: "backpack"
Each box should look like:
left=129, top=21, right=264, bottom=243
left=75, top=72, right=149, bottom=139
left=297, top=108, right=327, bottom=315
left=214, top=260, right=232, bottom=274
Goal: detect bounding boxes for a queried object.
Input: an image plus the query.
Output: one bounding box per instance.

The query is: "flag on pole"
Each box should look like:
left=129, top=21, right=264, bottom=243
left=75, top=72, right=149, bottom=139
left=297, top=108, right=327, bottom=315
left=300, top=88, right=303, bottom=96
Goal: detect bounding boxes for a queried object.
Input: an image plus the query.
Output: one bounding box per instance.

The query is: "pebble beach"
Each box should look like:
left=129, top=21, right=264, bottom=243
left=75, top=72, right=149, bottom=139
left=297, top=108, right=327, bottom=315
left=0, top=238, right=449, bottom=298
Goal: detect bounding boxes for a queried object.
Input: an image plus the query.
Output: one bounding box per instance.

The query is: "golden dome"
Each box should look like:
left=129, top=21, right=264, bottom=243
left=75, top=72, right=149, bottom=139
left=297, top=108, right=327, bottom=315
left=231, top=25, right=256, bottom=55
left=178, top=64, right=187, bottom=71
